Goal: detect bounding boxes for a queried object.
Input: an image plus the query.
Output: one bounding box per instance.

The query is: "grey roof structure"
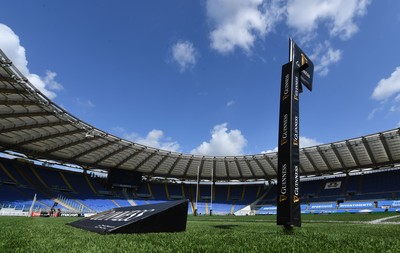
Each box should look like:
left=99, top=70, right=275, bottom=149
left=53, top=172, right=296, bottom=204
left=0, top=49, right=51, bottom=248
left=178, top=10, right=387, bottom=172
left=1, top=49, right=400, bottom=181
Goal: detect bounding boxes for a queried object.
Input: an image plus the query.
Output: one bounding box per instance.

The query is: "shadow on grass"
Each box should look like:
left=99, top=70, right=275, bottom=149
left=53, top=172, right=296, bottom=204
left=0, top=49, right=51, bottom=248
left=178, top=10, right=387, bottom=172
left=277, top=226, right=297, bottom=236
left=213, top=224, right=239, bottom=230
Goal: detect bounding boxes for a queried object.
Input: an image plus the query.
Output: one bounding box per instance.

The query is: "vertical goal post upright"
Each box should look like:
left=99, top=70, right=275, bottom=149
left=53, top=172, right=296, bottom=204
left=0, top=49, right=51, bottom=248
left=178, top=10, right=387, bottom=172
left=277, top=38, right=314, bottom=228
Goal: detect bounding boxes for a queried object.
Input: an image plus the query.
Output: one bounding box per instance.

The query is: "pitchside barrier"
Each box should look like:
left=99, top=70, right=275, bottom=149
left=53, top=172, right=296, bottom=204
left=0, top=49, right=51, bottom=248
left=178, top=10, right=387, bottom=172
left=0, top=207, right=28, bottom=216
left=377, top=200, right=400, bottom=209
left=309, top=202, right=337, bottom=210
left=68, top=199, right=188, bottom=234
left=258, top=200, right=400, bottom=215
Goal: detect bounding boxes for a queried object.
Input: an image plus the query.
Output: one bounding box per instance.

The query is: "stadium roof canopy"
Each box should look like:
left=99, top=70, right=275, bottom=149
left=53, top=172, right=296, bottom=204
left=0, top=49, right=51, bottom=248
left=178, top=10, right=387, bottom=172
left=1, top=49, right=400, bottom=181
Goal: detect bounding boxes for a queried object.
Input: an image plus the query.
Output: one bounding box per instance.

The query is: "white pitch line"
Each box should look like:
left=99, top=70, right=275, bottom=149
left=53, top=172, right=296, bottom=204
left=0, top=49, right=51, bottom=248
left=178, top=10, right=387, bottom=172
left=368, top=215, right=400, bottom=224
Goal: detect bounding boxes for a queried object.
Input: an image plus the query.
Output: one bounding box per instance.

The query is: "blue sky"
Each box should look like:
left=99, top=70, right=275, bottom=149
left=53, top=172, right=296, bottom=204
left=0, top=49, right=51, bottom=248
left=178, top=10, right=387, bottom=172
left=1, top=0, right=400, bottom=156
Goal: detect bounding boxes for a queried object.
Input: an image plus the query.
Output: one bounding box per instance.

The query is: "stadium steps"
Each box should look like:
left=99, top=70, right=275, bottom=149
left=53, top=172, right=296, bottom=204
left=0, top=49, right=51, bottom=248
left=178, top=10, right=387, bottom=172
left=188, top=184, right=195, bottom=213
left=359, top=175, right=364, bottom=194
left=19, top=166, right=52, bottom=192
left=229, top=185, right=244, bottom=202
left=148, top=182, right=154, bottom=199
left=196, top=184, right=201, bottom=201
left=181, top=184, right=186, bottom=199
left=2, top=184, right=51, bottom=209
left=136, top=181, right=155, bottom=200
left=122, top=188, right=137, bottom=206
left=13, top=164, right=77, bottom=211
left=29, top=165, right=49, bottom=189
left=252, top=184, right=275, bottom=210
left=211, top=184, right=215, bottom=201
left=55, top=194, right=86, bottom=213
left=0, top=161, right=18, bottom=184
left=341, top=174, right=350, bottom=196
left=111, top=199, right=121, bottom=207
left=13, top=164, right=46, bottom=192
left=230, top=201, right=236, bottom=215
left=316, top=179, right=326, bottom=197
left=59, top=172, right=76, bottom=192
left=256, top=185, right=262, bottom=198
left=131, top=189, right=138, bottom=199
left=241, top=185, right=246, bottom=201
left=83, top=174, right=99, bottom=195
left=236, top=184, right=271, bottom=215
left=62, top=192, right=96, bottom=213
left=164, top=183, right=170, bottom=200
left=75, top=200, right=96, bottom=213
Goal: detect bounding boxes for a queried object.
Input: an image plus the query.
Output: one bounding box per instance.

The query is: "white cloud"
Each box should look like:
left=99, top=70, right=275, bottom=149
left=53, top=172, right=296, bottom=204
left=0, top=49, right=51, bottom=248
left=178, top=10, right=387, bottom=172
left=75, top=98, right=95, bottom=109
left=0, top=23, right=63, bottom=99
left=389, top=105, right=400, bottom=113
left=299, top=136, right=322, bottom=148
left=171, top=40, right=198, bottom=72
left=286, top=0, right=371, bottom=40
left=367, top=106, right=383, bottom=121
left=311, top=41, right=342, bottom=76
left=191, top=123, right=247, bottom=156
left=206, top=0, right=285, bottom=54
left=371, top=67, right=400, bottom=101
left=395, top=94, right=400, bottom=103
left=370, top=67, right=400, bottom=122
left=262, top=136, right=321, bottom=153
left=204, top=0, right=370, bottom=79
left=0, top=25, right=29, bottom=75
left=226, top=100, right=235, bottom=107
left=114, top=128, right=180, bottom=153
left=135, top=130, right=180, bottom=152
left=43, top=70, right=63, bottom=91
left=262, top=146, right=278, bottom=154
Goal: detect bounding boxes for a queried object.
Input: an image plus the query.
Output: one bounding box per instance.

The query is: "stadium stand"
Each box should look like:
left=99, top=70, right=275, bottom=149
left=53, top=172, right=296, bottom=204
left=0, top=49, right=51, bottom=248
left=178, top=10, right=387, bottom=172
left=254, top=169, right=400, bottom=215
left=1, top=155, right=400, bottom=216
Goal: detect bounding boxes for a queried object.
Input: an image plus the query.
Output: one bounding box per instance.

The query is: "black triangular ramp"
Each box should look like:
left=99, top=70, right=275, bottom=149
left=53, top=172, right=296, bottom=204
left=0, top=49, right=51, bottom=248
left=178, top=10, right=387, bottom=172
left=68, top=199, right=188, bottom=234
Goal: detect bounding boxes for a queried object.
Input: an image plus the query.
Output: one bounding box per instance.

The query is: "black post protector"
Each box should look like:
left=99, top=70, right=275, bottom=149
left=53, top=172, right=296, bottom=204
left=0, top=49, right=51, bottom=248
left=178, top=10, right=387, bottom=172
left=68, top=199, right=188, bottom=234
left=277, top=38, right=313, bottom=228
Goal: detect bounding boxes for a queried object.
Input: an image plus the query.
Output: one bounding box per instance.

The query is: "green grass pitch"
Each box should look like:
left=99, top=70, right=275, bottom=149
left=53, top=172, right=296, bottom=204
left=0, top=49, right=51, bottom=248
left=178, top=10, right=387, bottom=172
left=0, top=213, right=399, bottom=253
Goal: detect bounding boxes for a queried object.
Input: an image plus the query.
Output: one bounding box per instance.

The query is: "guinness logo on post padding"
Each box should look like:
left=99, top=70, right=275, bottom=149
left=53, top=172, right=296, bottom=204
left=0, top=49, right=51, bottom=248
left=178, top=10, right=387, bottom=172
left=294, top=196, right=299, bottom=203
left=279, top=195, right=287, bottom=202
left=282, top=74, right=290, bottom=101
left=280, top=114, right=288, bottom=146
